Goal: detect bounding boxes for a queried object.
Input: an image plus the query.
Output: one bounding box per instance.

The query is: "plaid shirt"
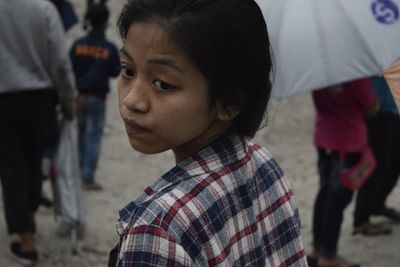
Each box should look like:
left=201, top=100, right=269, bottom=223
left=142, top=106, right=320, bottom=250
left=114, top=135, right=307, bottom=266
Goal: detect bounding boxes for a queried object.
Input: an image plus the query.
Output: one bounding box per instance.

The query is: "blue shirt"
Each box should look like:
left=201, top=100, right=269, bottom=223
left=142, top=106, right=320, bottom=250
left=69, top=30, right=120, bottom=97
left=372, top=76, right=399, bottom=115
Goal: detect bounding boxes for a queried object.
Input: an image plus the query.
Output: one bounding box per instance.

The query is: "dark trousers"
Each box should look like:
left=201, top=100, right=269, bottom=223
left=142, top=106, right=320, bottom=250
left=0, top=89, right=57, bottom=234
left=354, top=112, right=400, bottom=226
left=312, top=148, right=360, bottom=258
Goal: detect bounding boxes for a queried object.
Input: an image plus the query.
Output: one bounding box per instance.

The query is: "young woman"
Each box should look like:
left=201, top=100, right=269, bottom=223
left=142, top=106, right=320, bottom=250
left=310, top=79, right=379, bottom=267
left=109, top=0, right=307, bottom=266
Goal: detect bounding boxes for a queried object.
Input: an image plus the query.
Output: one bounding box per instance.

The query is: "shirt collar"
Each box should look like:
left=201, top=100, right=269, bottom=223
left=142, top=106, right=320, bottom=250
left=88, top=30, right=105, bottom=38
left=116, top=134, right=247, bottom=234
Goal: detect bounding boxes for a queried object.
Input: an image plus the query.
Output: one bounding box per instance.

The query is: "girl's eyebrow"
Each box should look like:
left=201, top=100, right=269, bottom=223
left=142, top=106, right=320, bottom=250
left=148, top=59, right=184, bottom=73
left=119, top=47, right=184, bottom=73
left=119, top=47, right=132, bottom=61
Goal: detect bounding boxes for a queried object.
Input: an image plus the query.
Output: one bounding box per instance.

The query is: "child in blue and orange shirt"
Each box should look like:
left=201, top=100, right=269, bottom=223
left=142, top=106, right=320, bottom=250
left=69, top=3, right=119, bottom=190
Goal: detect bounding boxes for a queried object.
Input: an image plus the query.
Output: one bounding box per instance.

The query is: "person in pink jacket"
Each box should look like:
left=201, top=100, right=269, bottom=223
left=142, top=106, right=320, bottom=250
left=309, top=78, right=380, bottom=267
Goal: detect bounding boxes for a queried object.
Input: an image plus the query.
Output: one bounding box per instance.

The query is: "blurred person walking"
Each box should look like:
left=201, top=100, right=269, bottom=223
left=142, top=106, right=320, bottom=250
left=70, top=3, right=120, bottom=191
left=353, top=76, right=400, bottom=235
left=49, top=0, right=78, bottom=31
left=309, top=78, right=379, bottom=267
left=0, top=0, right=76, bottom=265
left=38, top=0, right=78, bottom=207
left=37, top=0, right=78, bottom=211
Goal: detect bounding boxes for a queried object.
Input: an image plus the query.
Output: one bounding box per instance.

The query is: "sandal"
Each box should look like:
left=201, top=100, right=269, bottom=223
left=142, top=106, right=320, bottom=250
left=352, top=222, right=392, bottom=236
left=317, top=256, right=360, bottom=267
left=317, top=263, right=359, bottom=267
left=8, top=241, right=38, bottom=266
left=307, top=254, right=318, bottom=267
left=372, top=207, right=400, bottom=223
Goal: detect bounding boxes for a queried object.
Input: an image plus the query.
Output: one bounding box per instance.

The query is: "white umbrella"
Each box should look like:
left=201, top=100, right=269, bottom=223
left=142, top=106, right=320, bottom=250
left=53, top=118, right=85, bottom=255
left=255, top=0, right=400, bottom=99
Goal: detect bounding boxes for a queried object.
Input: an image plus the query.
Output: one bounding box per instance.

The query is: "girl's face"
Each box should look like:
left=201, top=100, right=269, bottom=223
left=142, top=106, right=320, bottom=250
left=118, top=22, right=230, bottom=163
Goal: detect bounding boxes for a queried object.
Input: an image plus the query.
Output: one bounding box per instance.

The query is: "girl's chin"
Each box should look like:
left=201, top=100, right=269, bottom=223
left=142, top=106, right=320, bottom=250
left=128, top=138, right=169, bottom=155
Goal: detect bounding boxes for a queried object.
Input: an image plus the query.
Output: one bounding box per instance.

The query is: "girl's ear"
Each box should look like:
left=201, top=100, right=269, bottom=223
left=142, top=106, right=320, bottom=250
left=215, top=103, right=241, bottom=121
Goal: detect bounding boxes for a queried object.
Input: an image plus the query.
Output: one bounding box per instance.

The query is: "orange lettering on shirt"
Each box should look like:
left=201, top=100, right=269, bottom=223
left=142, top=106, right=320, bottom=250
left=74, top=44, right=110, bottom=59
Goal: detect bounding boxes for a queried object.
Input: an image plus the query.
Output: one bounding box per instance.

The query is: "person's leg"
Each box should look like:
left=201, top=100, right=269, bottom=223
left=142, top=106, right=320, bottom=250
left=77, top=95, right=88, bottom=170
left=370, top=114, right=400, bottom=221
left=0, top=90, right=56, bottom=257
left=354, top=175, right=376, bottom=226
left=81, top=96, right=106, bottom=185
left=317, top=151, right=354, bottom=260
left=354, top=114, right=385, bottom=227
left=19, top=231, right=35, bottom=251
left=0, top=127, right=35, bottom=236
left=0, top=93, right=37, bottom=238
left=28, top=91, right=58, bottom=214
left=309, top=148, right=331, bottom=266
left=313, top=151, right=362, bottom=267
left=312, top=149, right=330, bottom=253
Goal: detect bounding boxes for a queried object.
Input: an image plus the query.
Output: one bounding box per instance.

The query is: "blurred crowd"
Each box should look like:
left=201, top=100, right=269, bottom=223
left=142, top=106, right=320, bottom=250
left=308, top=77, right=400, bottom=267
left=0, top=0, right=118, bottom=265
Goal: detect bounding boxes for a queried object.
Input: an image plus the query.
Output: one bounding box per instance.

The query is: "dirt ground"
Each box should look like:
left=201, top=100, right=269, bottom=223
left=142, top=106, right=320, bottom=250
left=0, top=0, right=399, bottom=266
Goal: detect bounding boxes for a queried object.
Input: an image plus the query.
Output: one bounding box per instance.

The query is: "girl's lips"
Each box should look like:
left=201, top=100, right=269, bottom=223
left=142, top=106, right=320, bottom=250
left=124, top=119, right=149, bottom=134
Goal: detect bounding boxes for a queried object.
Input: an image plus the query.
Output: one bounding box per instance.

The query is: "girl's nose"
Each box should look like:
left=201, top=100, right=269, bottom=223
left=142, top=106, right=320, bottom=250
left=122, top=80, right=150, bottom=113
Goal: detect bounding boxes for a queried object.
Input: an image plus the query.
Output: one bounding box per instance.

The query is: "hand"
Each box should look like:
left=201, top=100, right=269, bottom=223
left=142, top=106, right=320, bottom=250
left=76, top=95, right=85, bottom=110
left=62, top=104, right=76, bottom=121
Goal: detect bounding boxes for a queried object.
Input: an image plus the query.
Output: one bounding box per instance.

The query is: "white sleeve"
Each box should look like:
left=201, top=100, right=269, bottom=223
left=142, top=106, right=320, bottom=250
left=45, top=2, right=76, bottom=108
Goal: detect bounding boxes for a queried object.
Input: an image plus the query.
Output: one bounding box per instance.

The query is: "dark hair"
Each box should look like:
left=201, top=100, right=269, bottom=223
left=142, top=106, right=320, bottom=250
left=84, top=3, right=109, bottom=30
left=117, top=0, right=272, bottom=138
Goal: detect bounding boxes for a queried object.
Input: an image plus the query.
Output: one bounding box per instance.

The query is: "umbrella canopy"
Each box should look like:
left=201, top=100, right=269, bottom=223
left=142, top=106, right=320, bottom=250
left=256, top=0, right=400, bottom=98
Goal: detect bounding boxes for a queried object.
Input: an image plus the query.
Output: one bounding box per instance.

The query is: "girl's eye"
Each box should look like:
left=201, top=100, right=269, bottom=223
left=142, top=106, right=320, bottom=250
left=120, top=66, right=134, bottom=78
left=153, top=80, right=175, bottom=91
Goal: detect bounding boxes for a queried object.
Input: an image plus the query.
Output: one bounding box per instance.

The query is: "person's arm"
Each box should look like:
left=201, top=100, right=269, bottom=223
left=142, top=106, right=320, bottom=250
left=45, top=2, right=76, bottom=120
left=118, top=225, right=194, bottom=267
left=366, top=98, right=380, bottom=118
left=69, top=42, right=78, bottom=77
left=347, top=78, right=380, bottom=118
